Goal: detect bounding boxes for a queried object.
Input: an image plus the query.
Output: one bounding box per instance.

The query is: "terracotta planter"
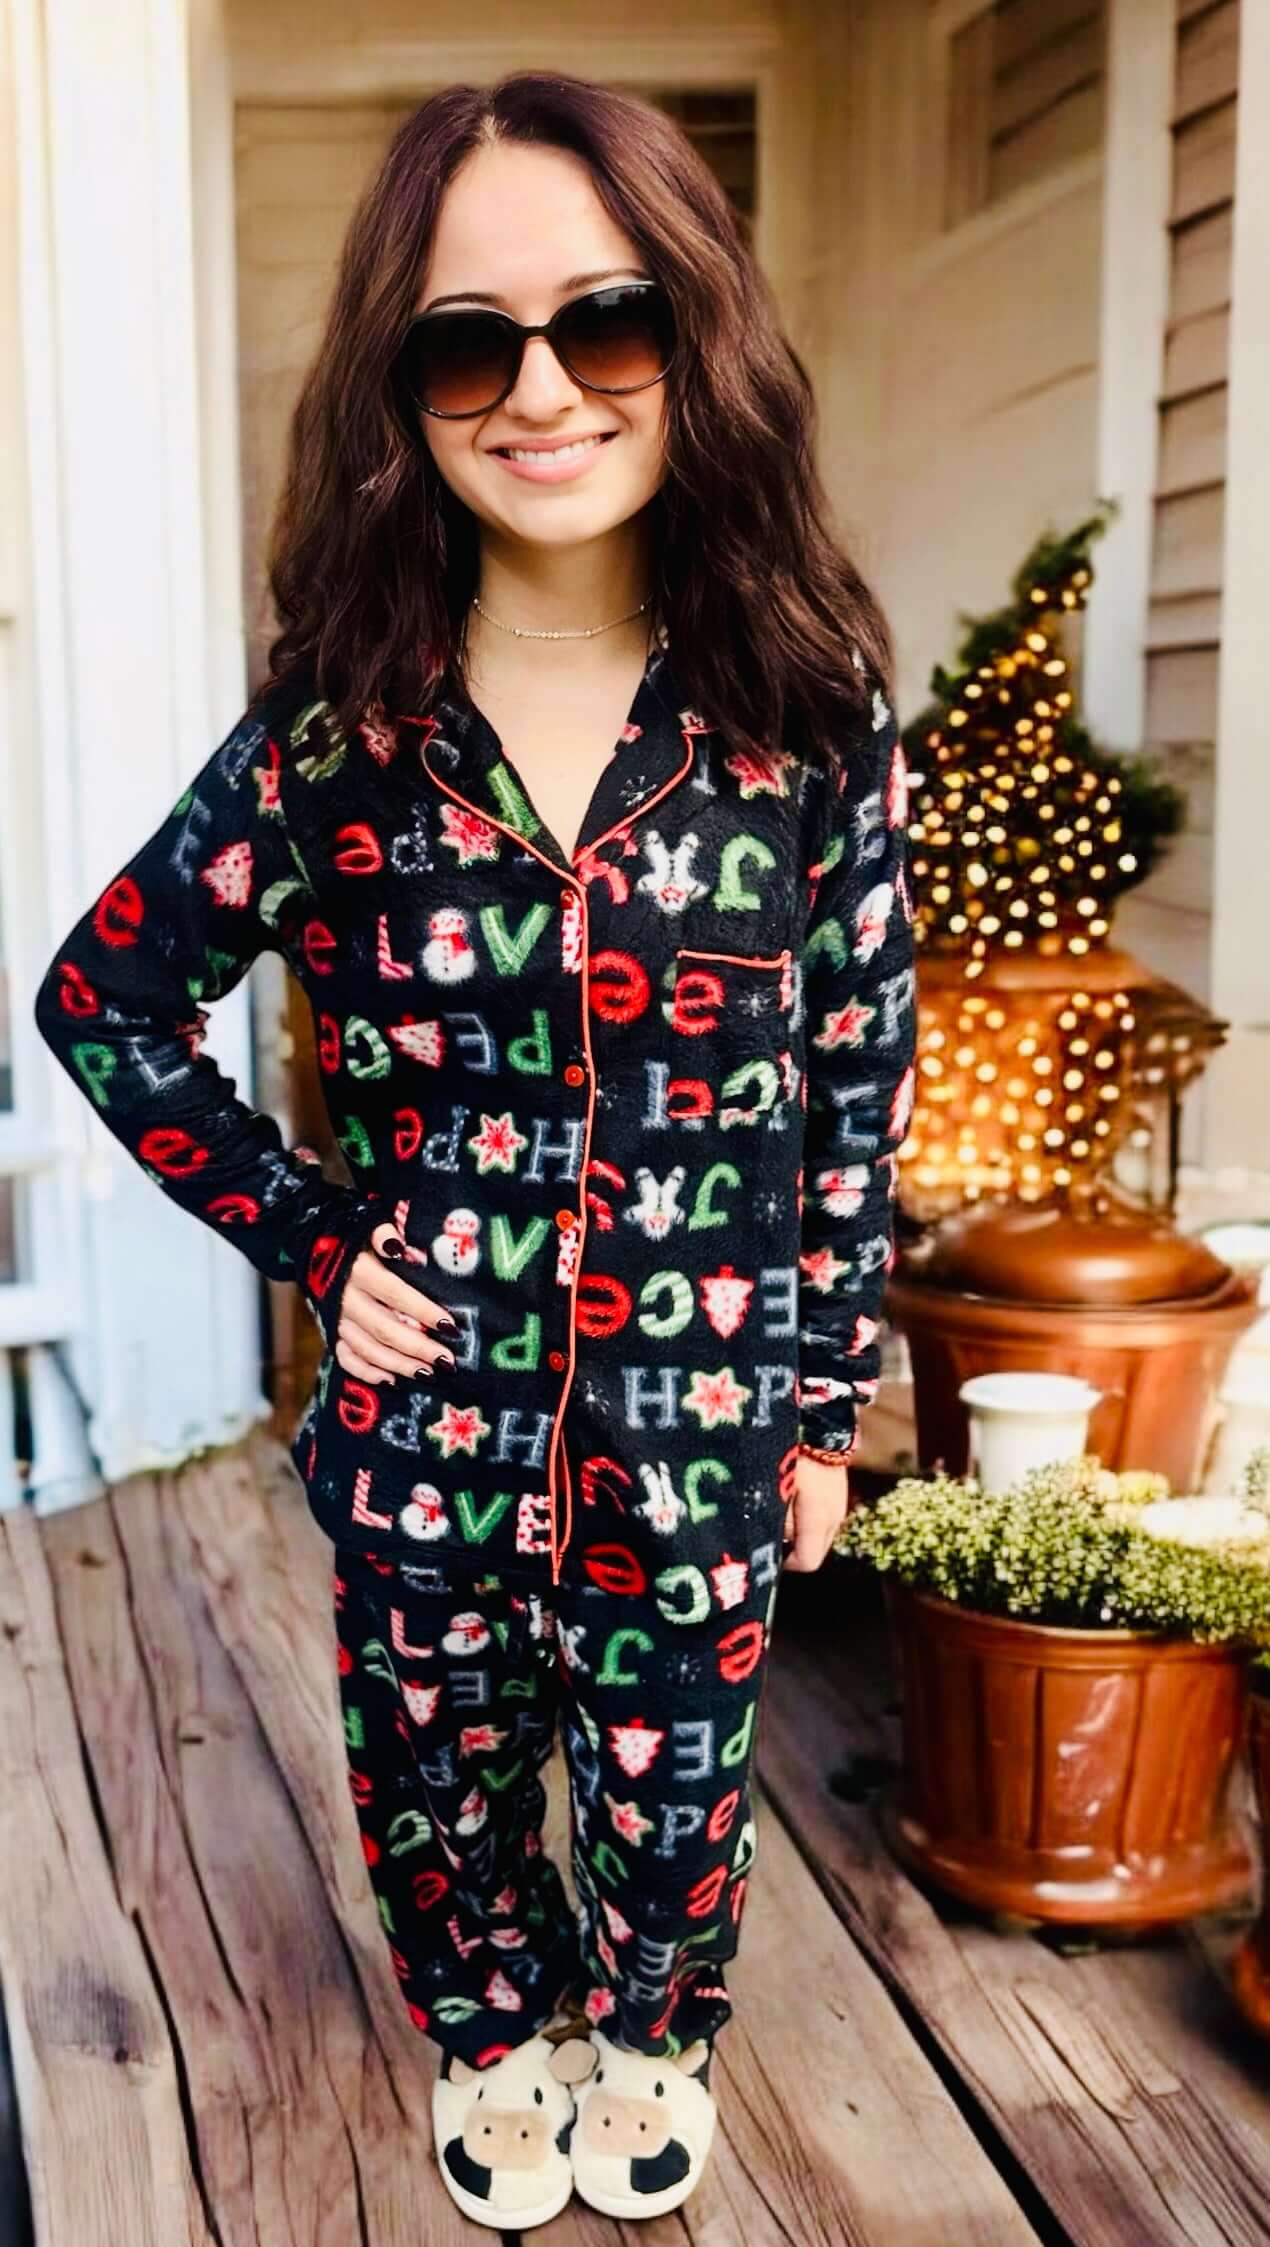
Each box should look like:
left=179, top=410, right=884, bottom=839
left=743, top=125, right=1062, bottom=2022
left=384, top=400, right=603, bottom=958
left=1231, top=1685, right=1270, bottom=2035
left=881, top=1580, right=1253, bottom=1926
left=886, top=1260, right=1259, bottom=1492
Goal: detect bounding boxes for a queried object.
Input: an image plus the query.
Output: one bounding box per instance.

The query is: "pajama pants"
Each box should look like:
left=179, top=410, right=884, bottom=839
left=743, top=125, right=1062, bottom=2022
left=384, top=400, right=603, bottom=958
left=333, top=1541, right=781, bottom=2073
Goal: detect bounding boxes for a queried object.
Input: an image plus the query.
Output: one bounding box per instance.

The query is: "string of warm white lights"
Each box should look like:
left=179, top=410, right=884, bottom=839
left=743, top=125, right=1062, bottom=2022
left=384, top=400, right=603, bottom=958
left=898, top=518, right=1192, bottom=1215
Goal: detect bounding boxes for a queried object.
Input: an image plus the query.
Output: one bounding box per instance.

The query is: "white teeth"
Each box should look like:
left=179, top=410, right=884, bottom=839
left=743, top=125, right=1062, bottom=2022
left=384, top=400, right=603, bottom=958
left=501, top=436, right=608, bottom=463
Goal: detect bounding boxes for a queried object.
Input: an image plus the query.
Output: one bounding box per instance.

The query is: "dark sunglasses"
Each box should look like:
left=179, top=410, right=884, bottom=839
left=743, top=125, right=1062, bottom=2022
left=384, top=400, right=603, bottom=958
left=392, top=280, right=677, bottom=420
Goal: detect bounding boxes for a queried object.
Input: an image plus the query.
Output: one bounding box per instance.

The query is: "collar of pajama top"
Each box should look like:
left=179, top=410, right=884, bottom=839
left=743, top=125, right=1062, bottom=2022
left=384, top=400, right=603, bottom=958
left=408, top=622, right=695, bottom=874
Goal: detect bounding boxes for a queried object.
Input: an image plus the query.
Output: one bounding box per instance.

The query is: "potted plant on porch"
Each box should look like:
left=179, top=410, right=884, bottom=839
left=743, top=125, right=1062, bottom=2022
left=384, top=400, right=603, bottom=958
left=835, top=1452, right=1270, bottom=1930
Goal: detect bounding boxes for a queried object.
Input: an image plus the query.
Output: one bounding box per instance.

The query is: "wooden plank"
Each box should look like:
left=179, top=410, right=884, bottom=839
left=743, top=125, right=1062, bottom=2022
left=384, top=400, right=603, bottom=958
left=759, top=1567, right=1270, bottom=2247
left=1157, top=383, right=1228, bottom=492
left=1151, top=482, right=1225, bottom=598
left=146, top=1451, right=482, bottom=2246
left=543, top=1757, right=1040, bottom=2246
left=1147, top=590, right=1223, bottom=648
left=1163, top=306, right=1231, bottom=399
left=1169, top=206, right=1233, bottom=324
left=0, top=1511, right=212, bottom=2247
left=44, top=1480, right=463, bottom=2247
left=1173, top=0, right=1240, bottom=123
left=1171, top=99, right=1237, bottom=222
left=1145, top=644, right=1220, bottom=746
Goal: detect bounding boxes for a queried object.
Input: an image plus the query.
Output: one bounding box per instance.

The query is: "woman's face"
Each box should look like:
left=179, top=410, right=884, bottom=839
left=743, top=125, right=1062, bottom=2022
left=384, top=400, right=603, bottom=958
left=414, top=141, right=669, bottom=554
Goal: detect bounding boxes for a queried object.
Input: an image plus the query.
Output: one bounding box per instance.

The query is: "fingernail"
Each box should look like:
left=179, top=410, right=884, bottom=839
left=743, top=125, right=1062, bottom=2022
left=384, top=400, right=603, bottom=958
left=379, top=1237, right=406, bottom=1261
left=437, top=1350, right=456, bottom=1369
left=435, top=1312, right=458, bottom=1332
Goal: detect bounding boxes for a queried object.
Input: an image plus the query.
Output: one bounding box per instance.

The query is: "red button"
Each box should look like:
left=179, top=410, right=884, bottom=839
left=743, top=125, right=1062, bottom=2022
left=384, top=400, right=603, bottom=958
left=548, top=1349, right=567, bottom=1371
left=555, top=1208, right=577, bottom=1230
left=563, top=1063, right=586, bottom=1085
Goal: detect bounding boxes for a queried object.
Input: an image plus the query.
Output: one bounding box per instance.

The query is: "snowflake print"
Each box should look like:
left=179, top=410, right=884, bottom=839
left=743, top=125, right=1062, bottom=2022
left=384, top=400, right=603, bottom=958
left=682, top=1365, right=752, bottom=1429
left=799, top=1245, right=852, bottom=1293
left=439, top=801, right=501, bottom=865
left=460, top=1723, right=507, bottom=1758
left=814, top=995, right=876, bottom=1051
left=467, top=1110, right=528, bottom=1174
left=425, top=1400, right=491, bottom=1458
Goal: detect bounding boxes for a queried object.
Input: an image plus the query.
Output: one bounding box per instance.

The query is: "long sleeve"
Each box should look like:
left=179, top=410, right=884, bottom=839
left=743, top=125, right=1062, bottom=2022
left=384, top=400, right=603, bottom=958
left=33, top=700, right=381, bottom=1350
left=794, top=675, right=917, bottom=1458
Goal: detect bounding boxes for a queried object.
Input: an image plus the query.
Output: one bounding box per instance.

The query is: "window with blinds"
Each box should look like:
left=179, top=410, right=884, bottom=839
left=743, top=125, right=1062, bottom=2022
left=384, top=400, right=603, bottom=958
left=944, top=0, right=1108, bottom=229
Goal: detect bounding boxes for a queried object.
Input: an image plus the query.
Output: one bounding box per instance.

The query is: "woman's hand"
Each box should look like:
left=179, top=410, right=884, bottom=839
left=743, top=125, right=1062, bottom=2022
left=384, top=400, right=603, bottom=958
left=334, top=1222, right=458, bottom=1384
left=782, top=1452, right=852, bottom=1571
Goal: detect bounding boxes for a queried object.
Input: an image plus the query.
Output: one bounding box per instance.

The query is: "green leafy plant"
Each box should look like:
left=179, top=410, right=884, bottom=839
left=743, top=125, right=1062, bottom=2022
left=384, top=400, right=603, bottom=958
left=836, top=1450, right=1270, bottom=1648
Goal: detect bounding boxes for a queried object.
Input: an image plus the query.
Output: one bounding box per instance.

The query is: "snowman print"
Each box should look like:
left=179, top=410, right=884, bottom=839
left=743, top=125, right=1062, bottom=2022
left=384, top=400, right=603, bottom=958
left=442, top=1611, right=491, bottom=1657
left=432, top=1206, right=482, bottom=1276
left=399, top=1482, right=450, bottom=1542
left=421, top=906, right=476, bottom=983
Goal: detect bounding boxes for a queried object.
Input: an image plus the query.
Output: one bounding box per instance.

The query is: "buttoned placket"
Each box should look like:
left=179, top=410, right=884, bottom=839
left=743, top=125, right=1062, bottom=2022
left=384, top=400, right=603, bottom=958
left=416, top=723, right=698, bottom=1586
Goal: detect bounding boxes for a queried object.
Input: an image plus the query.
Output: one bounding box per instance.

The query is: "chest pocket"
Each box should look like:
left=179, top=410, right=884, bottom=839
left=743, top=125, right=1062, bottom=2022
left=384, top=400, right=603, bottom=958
left=667, top=945, right=795, bottom=1131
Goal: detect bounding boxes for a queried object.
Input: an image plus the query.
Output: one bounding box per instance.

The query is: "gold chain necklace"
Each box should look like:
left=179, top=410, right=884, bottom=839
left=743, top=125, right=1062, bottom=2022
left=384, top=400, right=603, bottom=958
left=470, top=592, right=653, bottom=642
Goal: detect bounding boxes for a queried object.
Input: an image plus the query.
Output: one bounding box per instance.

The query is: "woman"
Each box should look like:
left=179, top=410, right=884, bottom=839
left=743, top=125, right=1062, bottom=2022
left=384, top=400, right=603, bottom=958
left=34, top=70, right=916, bottom=2230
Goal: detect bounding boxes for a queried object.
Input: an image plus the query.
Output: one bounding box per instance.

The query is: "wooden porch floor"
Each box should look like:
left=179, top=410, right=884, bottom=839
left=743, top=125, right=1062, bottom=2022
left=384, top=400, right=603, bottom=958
left=0, top=1430, right=1267, bottom=2246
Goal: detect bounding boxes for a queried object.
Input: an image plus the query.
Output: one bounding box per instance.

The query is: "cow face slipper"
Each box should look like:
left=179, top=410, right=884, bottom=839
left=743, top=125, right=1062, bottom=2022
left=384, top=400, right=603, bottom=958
left=431, top=2017, right=592, bottom=2230
left=567, top=2029, right=718, bottom=2220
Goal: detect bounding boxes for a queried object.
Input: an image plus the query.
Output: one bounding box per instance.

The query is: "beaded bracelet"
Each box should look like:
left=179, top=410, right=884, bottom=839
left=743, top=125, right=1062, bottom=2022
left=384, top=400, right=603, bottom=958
left=797, top=1441, right=851, bottom=1465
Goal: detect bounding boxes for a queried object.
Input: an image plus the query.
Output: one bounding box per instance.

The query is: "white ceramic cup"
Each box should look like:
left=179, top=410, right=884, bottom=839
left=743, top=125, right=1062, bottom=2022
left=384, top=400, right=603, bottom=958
left=959, top=1370, right=1105, bottom=1494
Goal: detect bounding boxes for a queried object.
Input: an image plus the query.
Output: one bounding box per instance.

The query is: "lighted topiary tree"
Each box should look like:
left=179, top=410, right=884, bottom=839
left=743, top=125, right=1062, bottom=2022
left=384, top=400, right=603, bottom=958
left=903, top=507, right=1183, bottom=979
left=895, top=509, right=1218, bottom=1219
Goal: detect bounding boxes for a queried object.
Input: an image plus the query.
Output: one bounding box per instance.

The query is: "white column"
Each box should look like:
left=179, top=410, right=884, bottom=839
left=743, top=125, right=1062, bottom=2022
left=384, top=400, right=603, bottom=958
left=1208, top=0, right=1270, bottom=1054
left=1081, top=0, right=1174, bottom=754
left=1199, top=0, right=1270, bottom=1174
left=15, top=0, right=267, bottom=1481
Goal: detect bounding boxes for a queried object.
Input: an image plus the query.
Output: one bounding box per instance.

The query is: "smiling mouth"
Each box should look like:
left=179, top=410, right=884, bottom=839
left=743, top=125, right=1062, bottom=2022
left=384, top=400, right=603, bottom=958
left=491, top=434, right=617, bottom=462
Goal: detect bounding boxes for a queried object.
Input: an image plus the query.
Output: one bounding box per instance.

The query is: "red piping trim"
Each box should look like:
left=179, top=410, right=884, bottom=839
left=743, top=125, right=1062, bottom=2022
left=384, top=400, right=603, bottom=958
left=419, top=730, right=696, bottom=1583
left=674, top=946, right=792, bottom=970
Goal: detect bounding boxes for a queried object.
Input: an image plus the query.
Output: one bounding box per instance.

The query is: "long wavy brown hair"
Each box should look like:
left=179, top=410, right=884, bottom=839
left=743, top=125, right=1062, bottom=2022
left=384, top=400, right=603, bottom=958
left=267, top=69, right=893, bottom=769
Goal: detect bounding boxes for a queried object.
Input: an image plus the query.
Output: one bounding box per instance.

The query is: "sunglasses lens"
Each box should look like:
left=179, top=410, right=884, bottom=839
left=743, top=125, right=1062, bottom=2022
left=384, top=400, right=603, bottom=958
left=557, top=285, right=676, bottom=392
left=403, top=312, right=518, bottom=416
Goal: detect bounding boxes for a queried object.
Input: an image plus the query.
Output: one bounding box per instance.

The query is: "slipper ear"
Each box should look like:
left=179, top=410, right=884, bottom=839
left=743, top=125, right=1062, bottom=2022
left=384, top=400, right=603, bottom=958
left=549, top=2036, right=599, bottom=2087
left=675, top=2038, right=711, bottom=2079
left=444, top=2053, right=478, bottom=2088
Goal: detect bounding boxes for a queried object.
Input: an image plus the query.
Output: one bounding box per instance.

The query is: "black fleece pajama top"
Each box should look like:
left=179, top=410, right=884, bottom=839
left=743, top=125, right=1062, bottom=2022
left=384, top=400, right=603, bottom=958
left=34, top=625, right=917, bottom=1598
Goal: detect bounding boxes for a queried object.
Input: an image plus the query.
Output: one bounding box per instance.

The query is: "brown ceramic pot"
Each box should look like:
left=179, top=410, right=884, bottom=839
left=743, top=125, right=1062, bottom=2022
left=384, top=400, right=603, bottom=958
left=1231, top=1683, right=1270, bottom=2034
left=887, top=1220, right=1259, bottom=1491
left=881, top=1580, right=1253, bottom=1926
